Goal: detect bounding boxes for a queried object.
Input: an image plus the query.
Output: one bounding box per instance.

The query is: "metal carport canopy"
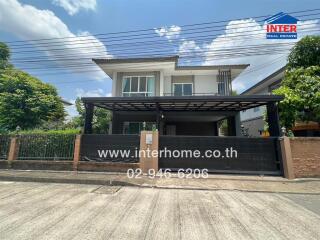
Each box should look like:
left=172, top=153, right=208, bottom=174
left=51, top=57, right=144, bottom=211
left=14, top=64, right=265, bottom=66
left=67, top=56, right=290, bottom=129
left=81, top=95, right=284, bottom=112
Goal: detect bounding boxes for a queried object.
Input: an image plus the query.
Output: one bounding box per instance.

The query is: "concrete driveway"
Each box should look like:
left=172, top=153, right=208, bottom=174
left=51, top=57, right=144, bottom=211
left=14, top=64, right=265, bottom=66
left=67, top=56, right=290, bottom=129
left=0, top=181, right=319, bottom=240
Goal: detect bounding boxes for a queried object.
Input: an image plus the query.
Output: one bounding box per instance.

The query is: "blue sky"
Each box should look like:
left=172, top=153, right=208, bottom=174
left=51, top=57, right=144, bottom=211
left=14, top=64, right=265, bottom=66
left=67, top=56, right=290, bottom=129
left=0, top=0, right=319, bottom=117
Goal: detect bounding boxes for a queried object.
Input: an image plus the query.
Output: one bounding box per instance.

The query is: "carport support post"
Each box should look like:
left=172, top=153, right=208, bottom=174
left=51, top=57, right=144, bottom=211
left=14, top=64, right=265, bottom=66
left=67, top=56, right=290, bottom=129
left=84, top=103, right=94, bottom=134
left=140, top=131, right=159, bottom=174
left=156, top=104, right=161, bottom=133
left=227, top=116, right=236, bottom=136
left=267, top=103, right=281, bottom=137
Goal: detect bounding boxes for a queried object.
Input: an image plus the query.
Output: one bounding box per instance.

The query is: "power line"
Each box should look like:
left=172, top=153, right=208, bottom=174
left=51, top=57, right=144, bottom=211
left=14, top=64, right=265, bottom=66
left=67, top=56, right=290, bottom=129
left=12, top=41, right=297, bottom=63
left=9, top=16, right=320, bottom=53
left=9, top=23, right=319, bottom=57
left=5, top=7, right=320, bottom=45
left=13, top=50, right=290, bottom=73
left=8, top=12, right=320, bottom=50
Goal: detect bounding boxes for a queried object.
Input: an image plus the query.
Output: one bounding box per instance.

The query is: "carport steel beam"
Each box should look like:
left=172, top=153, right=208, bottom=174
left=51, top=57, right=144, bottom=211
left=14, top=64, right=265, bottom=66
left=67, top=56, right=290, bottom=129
left=82, top=95, right=284, bottom=136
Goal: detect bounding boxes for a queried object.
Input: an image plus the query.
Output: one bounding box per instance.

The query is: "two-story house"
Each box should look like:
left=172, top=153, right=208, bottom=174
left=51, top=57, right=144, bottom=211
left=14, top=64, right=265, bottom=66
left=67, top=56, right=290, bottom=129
left=81, top=56, right=283, bottom=137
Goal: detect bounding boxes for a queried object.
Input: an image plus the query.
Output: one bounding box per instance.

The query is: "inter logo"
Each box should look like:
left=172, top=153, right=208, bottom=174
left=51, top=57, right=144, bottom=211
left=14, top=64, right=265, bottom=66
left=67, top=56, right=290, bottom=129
left=265, top=12, right=298, bottom=39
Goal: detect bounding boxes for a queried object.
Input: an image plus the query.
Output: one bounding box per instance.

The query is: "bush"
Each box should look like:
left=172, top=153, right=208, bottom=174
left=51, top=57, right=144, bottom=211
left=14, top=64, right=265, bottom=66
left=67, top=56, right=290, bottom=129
left=12, top=128, right=80, bottom=135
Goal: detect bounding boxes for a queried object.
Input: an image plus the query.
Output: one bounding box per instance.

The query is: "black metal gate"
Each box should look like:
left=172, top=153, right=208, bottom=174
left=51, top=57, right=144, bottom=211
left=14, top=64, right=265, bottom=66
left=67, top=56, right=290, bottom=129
left=81, top=134, right=140, bottom=163
left=159, top=136, right=282, bottom=175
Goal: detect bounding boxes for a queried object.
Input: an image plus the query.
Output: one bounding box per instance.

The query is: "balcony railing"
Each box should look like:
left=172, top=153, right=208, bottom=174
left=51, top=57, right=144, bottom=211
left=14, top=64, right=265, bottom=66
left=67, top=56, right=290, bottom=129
left=163, top=92, right=223, bottom=96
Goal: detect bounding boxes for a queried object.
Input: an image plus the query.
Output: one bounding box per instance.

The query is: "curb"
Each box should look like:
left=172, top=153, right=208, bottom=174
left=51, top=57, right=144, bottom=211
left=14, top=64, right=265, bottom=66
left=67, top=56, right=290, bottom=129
left=0, top=176, right=139, bottom=187
left=1, top=175, right=320, bottom=195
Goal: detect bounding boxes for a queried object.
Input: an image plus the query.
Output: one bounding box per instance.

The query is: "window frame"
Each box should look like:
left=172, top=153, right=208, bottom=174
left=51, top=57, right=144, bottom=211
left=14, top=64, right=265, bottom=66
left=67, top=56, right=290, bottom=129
left=122, top=75, right=155, bottom=97
left=172, top=82, right=193, bottom=96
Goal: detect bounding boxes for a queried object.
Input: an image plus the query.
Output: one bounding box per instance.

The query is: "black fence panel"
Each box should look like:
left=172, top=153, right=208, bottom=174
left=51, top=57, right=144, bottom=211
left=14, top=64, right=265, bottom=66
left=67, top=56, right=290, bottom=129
left=80, top=134, right=140, bottom=163
left=18, top=134, right=76, bottom=161
left=0, top=135, right=11, bottom=160
left=159, top=136, right=281, bottom=175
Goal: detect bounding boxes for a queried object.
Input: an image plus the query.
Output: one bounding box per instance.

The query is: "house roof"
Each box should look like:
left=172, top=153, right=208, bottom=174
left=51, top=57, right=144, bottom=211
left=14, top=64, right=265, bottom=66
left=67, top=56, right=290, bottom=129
left=265, top=12, right=299, bottom=24
left=82, top=95, right=283, bottom=112
left=241, top=66, right=286, bottom=95
left=93, top=55, right=250, bottom=80
left=93, top=56, right=179, bottom=65
left=92, top=55, right=250, bottom=70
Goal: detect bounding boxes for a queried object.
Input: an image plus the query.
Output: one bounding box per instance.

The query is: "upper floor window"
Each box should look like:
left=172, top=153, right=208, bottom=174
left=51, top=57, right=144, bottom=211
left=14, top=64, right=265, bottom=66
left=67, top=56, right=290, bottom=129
left=173, top=83, right=193, bottom=96
left=122, top=76, right=155, bottom=97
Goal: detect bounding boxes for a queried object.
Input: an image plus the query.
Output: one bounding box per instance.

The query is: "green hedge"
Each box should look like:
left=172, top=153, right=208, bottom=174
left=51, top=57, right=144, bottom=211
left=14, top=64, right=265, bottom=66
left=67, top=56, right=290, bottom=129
left=14, top=129, right=80, bottom=135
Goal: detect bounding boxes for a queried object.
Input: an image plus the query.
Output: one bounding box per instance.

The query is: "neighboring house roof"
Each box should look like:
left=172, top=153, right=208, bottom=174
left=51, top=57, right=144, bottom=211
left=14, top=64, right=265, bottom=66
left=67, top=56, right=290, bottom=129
left=265, top=12, right=298, bottom=24
left=61, top=99, right=72, bottom=106
left=241, top=66, right=286, bottom=95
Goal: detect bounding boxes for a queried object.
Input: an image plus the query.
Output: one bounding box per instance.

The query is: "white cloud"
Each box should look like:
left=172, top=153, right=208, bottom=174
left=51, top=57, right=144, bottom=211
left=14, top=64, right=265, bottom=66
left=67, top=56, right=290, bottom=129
left=76, top=88, right=111, bottom=97
left=178, top=40, right=205, bottom=64
left=64, top=99, right=77, bottom=119
left=179, top=40, right=201, bottom=54
left=52, top=0, right=96, bottom=15
left=197, top=18, right=320, bottom=92
left=155, top=25, right=181, bottom=41
left=0, top=0, right=111, bottom=81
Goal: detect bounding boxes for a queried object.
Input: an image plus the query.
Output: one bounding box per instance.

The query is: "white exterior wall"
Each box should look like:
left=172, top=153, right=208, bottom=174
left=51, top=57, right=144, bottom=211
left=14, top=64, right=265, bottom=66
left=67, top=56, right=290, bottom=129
left=113, top=72, right=220, bottom=96
left=163, top=76, right=171, bottom=95
left=112, top=71, right=117, bottom=97
left=161, top=74, right=218, bottom=95
left=194, top=75, right=218, bottom=95
left=159, top=70, right=164, bottom=96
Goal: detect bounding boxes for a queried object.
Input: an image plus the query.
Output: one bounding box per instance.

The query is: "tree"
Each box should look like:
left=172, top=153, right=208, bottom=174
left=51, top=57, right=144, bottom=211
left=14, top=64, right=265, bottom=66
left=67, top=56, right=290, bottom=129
left=287, top=36, right=320, bottom=70
left=0, top=69, right=65, bottom=130
left=273, top=36, right=320, bottom=129
left=273, top=66, right=320, bottom=128
left=66, top=98, right=111, bottom=133
left=0, top=42, right=12, bottom=69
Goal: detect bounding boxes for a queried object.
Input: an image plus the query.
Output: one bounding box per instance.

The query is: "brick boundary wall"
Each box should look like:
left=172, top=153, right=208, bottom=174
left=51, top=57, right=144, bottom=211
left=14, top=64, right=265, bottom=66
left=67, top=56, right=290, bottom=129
left=290, top=137, right=320, bottom=178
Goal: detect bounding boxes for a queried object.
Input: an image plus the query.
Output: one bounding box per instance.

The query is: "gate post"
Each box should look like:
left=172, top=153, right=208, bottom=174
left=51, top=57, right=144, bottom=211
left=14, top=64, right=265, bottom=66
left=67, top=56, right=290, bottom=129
left=73, top=134, right=82, bottom=171
left=8, top=136, right=20, bottom=163
left=280, top=136, right=295, bottom=179
left=140, top=131, right=159, bottom=174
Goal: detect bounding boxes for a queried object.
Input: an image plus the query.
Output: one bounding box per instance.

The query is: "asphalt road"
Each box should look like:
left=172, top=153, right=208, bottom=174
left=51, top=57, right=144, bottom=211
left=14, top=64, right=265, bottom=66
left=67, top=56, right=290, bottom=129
left=0, top=181, right=319, bottom=240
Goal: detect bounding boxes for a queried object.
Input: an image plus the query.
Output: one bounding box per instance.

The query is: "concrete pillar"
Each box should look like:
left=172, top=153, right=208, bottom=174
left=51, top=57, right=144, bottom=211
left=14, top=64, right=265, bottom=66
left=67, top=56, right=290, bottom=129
left=159, top=70, right=164, bottom=96
left=112, top=71, right=117, bottom=97
left=280, top=136, right=295, bottom=179
left=73, top=135, right=82, bottom=171
left=140, top=131, right=159, bottom=174
left=7, top=137, right=19, bottom=162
